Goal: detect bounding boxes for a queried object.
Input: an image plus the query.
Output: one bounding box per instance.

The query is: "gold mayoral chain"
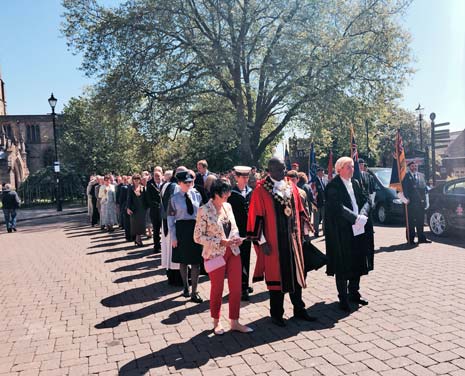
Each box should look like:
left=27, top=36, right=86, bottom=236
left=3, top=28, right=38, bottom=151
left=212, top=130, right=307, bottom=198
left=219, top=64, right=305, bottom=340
left=263, top=179, right=293, bottom=217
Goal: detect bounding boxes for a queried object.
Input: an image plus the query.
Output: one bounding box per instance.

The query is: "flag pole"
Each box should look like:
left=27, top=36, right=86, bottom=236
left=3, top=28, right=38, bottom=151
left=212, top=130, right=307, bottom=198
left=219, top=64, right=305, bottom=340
left=396, top=130, right=410, bottom=243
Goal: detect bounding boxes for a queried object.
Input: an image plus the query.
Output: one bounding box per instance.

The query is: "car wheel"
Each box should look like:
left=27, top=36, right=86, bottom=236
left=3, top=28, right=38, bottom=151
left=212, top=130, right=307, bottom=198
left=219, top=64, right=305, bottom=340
left=376, top=204, right=388, bottom=224
left=429, top=211, right=448, bottom=236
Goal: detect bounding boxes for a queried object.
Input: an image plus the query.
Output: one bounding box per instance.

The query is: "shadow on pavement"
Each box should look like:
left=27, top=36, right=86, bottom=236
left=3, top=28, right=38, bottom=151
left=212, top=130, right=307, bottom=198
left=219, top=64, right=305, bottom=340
left=88, top=240, right=129, bottom=249
left=100, top=279, right=169, bottom=307
left=113, top=269, right=167, bottom=284
left=105, top=249, right=157, bottom=263
left=87, top=244, right=144, bottom=255
left=425, top=230, right=465, bottom=248
left=118, top=301, right=349, bottom=375
left=375, top=242, right=418, bottom=253
left=95, top=295, right=189, bottom=329
left=111, top=258, right=160, bottom=273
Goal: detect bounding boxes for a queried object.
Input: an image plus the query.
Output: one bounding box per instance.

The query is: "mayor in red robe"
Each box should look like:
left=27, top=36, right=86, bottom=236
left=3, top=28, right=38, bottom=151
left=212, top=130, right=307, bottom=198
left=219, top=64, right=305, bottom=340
left=247, top=158, right=316, bottom=326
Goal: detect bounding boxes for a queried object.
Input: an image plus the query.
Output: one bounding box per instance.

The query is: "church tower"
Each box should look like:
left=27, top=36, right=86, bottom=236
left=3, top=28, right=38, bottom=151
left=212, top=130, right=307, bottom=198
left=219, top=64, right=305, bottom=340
left=0, top=68, right=6, bottom=115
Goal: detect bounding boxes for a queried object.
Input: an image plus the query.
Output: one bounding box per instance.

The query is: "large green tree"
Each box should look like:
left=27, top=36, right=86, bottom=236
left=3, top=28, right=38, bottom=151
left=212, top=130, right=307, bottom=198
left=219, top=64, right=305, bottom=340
left=63, top=0, right=413, bottom=165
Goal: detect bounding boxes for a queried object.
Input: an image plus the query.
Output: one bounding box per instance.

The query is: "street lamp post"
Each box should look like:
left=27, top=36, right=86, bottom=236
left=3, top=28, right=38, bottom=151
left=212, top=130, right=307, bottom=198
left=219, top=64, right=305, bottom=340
left=48, top=93, right=62, bottom=211
left=415, top=103, right=424, bottom=151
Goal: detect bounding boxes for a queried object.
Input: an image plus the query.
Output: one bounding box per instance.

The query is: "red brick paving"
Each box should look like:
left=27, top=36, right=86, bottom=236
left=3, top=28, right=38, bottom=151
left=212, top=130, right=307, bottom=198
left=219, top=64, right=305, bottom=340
left=0, top=215, right=464, bottom=375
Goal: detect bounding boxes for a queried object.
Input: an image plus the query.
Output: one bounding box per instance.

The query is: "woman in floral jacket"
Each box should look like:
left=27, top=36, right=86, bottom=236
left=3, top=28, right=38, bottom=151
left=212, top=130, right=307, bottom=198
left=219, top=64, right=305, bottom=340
left=194, top=179, right=253, bottom=335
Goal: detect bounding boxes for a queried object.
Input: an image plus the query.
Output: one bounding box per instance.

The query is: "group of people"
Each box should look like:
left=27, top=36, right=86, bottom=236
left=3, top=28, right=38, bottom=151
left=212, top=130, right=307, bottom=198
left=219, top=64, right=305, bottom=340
left=87, top=155, right=377, bottom=333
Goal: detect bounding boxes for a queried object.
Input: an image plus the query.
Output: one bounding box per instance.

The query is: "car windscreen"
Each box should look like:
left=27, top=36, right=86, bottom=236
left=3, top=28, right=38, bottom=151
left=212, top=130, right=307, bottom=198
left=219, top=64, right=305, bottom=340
left=373, top=169, right=391, bottom=187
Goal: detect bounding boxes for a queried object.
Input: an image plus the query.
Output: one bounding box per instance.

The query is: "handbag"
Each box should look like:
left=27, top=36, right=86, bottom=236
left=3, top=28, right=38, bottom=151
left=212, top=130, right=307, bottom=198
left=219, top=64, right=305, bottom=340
left=303, top=240, right=327, bottom=273
left=204, top=255, right=226, bottom=273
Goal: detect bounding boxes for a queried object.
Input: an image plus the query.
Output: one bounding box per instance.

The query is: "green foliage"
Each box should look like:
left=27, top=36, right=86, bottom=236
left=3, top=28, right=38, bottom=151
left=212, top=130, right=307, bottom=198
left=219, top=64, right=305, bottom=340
left=61, top=93, right=148, bottom=175
left=62, top=0, right=413, bottom=165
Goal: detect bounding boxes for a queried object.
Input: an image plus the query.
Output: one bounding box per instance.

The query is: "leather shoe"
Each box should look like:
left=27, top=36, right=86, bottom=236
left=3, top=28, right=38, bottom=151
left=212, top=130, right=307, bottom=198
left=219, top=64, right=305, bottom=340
left=350, top=298, right=368, bottom=306
left=182, top=287, right=190, bottom=297
left=241, top=291, right=250, bottom=301
left=418, top=238, right=432, bottom=244
left=271, top=317, right=286, bottom=327
left=190, top=292, right=203, bottom=303
left=339, top=302, right=351, bottom=312
left=247, top=287, right=254, bottom=293
left=293, top=310, right=317, bottom=322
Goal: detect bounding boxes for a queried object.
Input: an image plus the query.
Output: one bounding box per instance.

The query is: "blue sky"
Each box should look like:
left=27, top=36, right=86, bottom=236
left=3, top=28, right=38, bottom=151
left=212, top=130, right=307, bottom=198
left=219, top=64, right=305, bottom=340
left=0, top=0, right=464, bottom=132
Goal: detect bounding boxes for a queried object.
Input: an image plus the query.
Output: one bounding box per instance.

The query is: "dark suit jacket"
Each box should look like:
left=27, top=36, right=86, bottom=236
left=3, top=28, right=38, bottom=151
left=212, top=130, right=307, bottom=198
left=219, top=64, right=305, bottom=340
left=118, top=184, right=129, bottom=208
left=146, top=179, right=162, bottom=209
left=194, top=172, right=209, bottom=204
left=402, top=172, right=427, bottom=207
left=315, top=177, right=326, bottom=208
left=297, top=182, right=316, bottom=209
left=228, top=185, right=253, bottom=237
left=360, top=171, right=375, bottom=195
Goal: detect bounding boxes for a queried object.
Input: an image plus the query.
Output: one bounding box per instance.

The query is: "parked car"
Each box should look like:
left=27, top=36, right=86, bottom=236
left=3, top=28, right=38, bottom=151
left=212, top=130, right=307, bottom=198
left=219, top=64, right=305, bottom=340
left=427, top=177, right=465, bottom=236
left=368, top=168, right=405, bottom=224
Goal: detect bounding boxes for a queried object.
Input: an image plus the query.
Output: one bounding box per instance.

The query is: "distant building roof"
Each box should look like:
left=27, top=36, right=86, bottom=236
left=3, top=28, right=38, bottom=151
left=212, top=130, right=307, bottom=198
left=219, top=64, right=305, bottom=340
left=443, top=129, right=465, bottom=158
left=0, top=114, right=63, bottom=122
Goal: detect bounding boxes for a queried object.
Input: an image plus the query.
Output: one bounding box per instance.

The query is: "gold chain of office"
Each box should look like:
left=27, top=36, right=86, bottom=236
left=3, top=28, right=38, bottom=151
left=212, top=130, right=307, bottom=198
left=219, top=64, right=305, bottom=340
left=263, top=179, right=293, bottom=217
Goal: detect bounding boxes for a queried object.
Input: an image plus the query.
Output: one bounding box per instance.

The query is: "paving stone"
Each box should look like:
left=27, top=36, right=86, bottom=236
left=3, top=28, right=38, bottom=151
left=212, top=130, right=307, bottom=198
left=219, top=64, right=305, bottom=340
left=0, top=215, right=464, bottom=375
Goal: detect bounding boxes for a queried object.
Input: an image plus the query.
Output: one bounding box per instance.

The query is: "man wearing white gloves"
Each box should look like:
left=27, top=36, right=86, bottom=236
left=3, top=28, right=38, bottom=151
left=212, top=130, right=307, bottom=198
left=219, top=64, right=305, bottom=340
left=324, top=157, right=374, bottom=313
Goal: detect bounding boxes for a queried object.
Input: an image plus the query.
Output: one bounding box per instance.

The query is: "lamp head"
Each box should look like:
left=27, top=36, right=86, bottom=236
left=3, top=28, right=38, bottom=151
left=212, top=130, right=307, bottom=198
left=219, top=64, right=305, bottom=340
left=48, top=93, right=57, bottom=110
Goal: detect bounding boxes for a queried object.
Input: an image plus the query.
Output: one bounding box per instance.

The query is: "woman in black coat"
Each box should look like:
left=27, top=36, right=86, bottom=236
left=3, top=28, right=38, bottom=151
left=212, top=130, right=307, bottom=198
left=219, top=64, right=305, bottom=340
left=324, top=157, right=374, bottom=312
left=127, top=174, right=148, bottom=246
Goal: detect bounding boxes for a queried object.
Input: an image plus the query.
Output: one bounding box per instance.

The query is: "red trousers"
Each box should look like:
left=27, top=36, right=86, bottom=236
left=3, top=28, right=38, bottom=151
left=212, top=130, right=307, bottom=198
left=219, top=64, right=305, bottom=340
left=207, top=248, right=242, bottom=320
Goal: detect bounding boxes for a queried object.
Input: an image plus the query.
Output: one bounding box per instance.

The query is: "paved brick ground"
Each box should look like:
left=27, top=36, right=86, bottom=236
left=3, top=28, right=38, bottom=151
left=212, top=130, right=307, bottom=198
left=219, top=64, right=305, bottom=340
left=0, top=214, right=464, bottom=376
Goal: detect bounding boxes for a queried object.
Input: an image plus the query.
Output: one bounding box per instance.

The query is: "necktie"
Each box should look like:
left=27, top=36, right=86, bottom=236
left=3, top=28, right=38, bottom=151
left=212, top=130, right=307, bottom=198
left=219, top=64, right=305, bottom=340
left=185, top=193, right=194, bottom=215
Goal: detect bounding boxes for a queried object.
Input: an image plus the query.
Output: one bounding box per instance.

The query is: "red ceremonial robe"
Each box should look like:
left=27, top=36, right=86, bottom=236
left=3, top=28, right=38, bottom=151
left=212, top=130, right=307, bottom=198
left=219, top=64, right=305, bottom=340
left=247, top=177, right=307, bottom=292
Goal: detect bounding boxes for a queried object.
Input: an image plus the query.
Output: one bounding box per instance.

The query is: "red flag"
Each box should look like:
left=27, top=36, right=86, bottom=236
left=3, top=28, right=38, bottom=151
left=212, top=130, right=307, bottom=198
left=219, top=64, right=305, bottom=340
left=327, top=149, right=334, bottom=181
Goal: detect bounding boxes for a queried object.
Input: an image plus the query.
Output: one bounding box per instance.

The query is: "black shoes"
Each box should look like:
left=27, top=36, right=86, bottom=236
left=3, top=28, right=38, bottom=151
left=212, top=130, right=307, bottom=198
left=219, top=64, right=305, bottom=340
left=190, top=292, right=203, bottom=303
left=271, top=317, right=286, bottom=327
left=350, top=297, right=369, bottom=306
left=7, top=228, right=12, bottom=233
left=241, top=291, right=250, bottom=301
left=293, top=310, right=318, bottom=322
left=418, top=238, right=432, bottom=244
left=182, top=287, right=190, bottom=298
left=12, top=228, right=16, bottom=232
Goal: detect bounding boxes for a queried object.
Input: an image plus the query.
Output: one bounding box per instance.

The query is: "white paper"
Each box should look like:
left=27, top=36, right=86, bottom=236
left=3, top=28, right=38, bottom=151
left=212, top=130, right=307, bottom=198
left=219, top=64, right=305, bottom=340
left=352, top=224, right=365, bottom=236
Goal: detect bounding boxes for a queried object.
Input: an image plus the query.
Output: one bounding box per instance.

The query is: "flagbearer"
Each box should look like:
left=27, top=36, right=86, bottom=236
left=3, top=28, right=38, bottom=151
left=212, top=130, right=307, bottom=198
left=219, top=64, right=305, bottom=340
left=401, top=161, right=431, bottom=245
left=228, top=166, right=254, bottom=301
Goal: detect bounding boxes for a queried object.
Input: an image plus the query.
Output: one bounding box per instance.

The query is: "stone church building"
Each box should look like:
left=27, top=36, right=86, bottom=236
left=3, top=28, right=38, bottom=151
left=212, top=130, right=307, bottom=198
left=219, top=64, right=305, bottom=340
left=0, top=72, right=61, bottom=189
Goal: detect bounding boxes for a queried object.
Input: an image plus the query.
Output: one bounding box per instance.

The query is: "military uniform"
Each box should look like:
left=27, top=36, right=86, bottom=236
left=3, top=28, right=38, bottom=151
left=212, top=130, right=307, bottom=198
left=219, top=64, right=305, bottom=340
left=402, top=170, right=428, bottom=243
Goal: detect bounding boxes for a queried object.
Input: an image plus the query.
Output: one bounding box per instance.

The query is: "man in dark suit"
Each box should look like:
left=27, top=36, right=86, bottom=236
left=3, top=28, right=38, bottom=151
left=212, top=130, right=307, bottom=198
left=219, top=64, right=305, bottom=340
left=401, top=161, right=431, bottom=245
left=324, top=157, right=374, bottom=312
left=313, top=167, right=326, bottom=237
left=358, top=159, right=375, bottom=197
left=228, top=166, right=254, bottom=301
left=146, top=169, right=163, bottom=252
left=118, top=177, right=132, bottom=241
left=194, top=159, right=210, bottom=203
